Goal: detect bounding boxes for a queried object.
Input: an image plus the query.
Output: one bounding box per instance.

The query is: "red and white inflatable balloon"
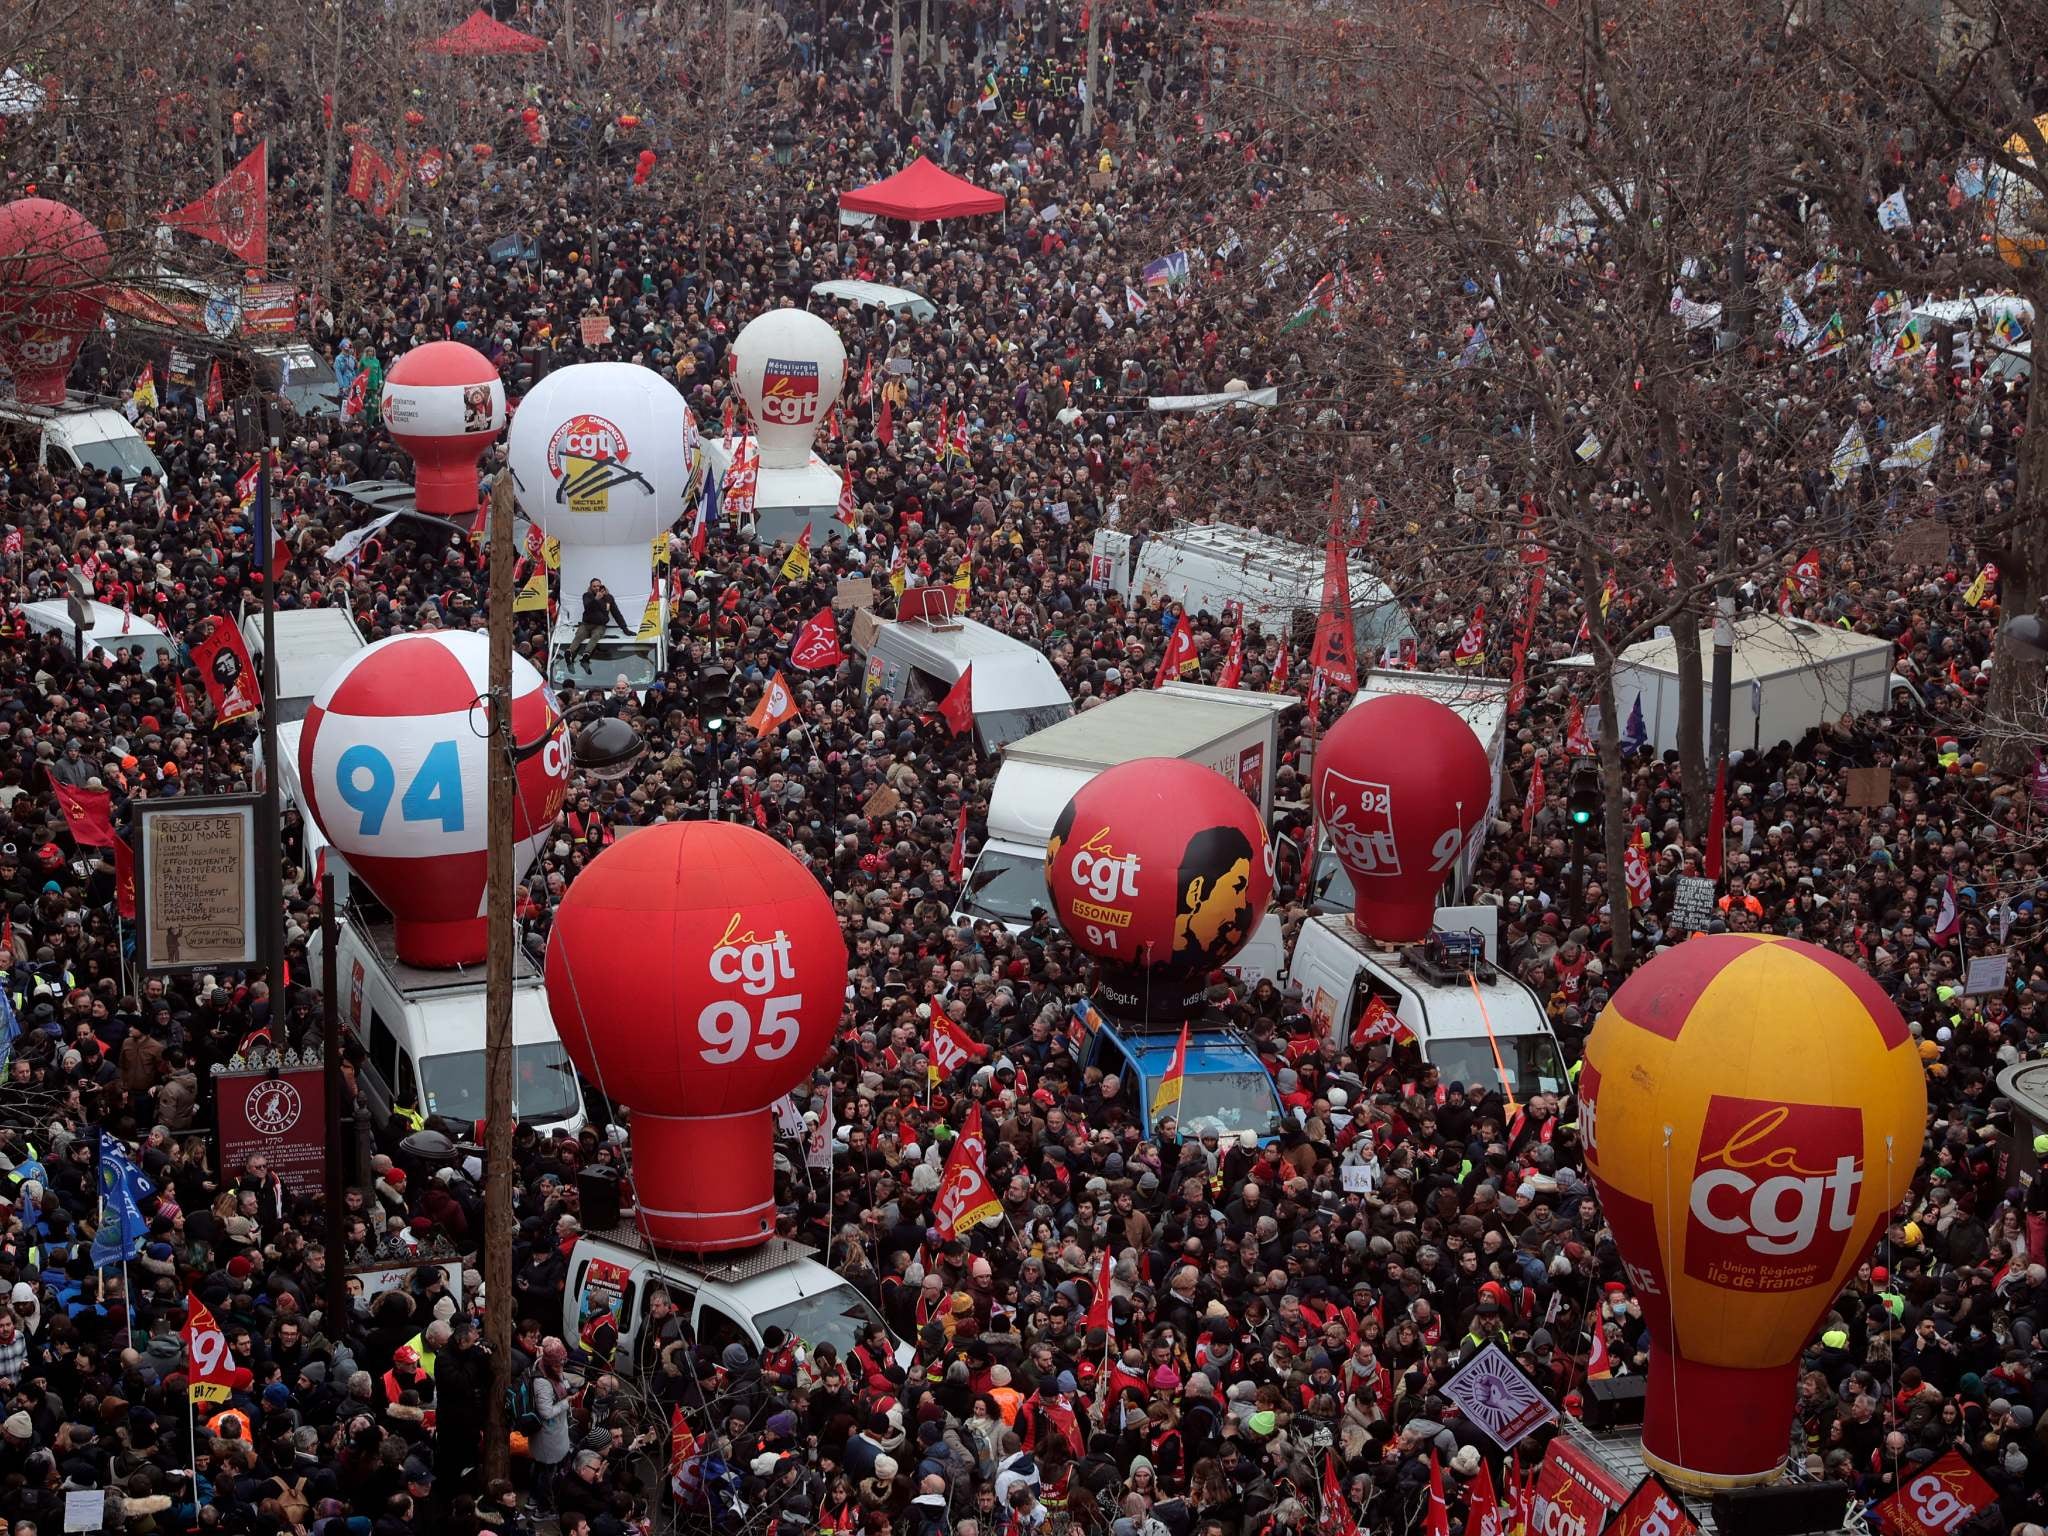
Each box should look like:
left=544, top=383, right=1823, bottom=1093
left=380, top=341, right=506, bottom=516
left=298, top=631, right=566, bottom=967
left=544, top=821, right=845, bottom=1251
left=1313, top=694, right=1492, bottom=942
left=1045, top=758, right=1273, bottom=1023
left=0, top=199, right=109, bottom=406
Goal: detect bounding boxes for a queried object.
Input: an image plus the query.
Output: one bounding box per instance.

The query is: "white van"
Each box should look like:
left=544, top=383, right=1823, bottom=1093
left=563, top=1234, right=909, bottom=1377
left=241, top=608, right=368, bottom=724
left=20, top=598, right=179, bottom=670
left=0, top=398, right=167, bottom=484
left=701, top=436, right=847, bottom=552
left=1091, top=523, right=1413, bottom=656
left=860, top=612, right=1072, bottom=753
left=306, top=914, right=586, bottom=1138
left=1287, top=909, right=1569, bottom=1102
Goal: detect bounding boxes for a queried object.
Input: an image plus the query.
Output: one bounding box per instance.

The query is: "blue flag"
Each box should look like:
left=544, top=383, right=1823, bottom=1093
left=1622, top=694, right=1648, bottom=753
left=0, top=988, right=19, bottom=1075
left=95, top=1129, right=153, bottom=1263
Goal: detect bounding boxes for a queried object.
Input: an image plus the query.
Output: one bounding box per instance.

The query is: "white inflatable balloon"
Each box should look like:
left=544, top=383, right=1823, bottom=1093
left=507, top=362, right=694, bottom=547
left=731, top=309, right=847, bottom=469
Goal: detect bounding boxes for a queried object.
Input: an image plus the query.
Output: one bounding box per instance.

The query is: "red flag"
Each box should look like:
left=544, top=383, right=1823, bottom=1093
left=876, top=391, right=894, bottom=446
left=1154, top=615, right=1197, bottom=687
left=1462, top=1461, right=1500, bottom=1536
left=1606, top=1478, right=1699, bottom=1536
left=1218, top=628, right=1245, bottom=689
left=1794, top=547, right=1823, bottom=595
left=1870, top=1451, right=1996, bottom=1536
left=1505, top=1457, right=1530, bottom=1536
left=949, top=806, right=968, bottom=882
left=168, top=142, right=268, bottom=266
left=1452, top=605, right=1487, bottom=666
left=1521, top=759, right=1545, bottom=836
left=1322, top=1453, right=1359, bottom=1536
left=1703, top=761, right=1728, bottom=882
left=1931, top=874, right=1961, bottom=945
left=836, top=474, right=859, bottom=529
left=1272, top=645, right=1291, bottom=690
left=1310, top=492, right=1360, bottom=694
left=51, top=777, right=116, bottom=847
left=204, top=360, right=225, bottom=419
left=933, top=1103, right=1001, bottom=1238
left=1424, top=1452, right=1452, bottom=1536
left=859, top=355, right=875, bottom=403
left=1082, top=1243, right=1115, bottom=1333
left=115, top=837, right=137, bottom=918
left=1563, top=699, right=1591, bottom=757
left=789, top=607, right=844, bottom=671
left=1350, top=993, right=1414, bottom=1049
left=190, top=615, right=262, bottom=725
left=1587, top=1314, right=1613, bottom=1379
left=182, top=1292, right=239, bottom=1404
left=1623, top=844, right=1652, bottom=910
left=935, top=665, right=974, bottom=737
left=928, top=1012, right=988, bottom=1084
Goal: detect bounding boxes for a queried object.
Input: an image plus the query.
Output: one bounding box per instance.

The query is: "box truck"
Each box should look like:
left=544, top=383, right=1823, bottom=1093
left=860, top=612, right=1073, bottom=753
left=1090, top=522, right=1413, bottom=657
left=953, top=683, right=1297, bottom=932
left=702, top=435, right=847, bottom=553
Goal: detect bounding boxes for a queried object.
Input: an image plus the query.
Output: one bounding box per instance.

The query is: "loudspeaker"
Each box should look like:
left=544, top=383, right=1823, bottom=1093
left=1711, top=1483, right=1852, bottom=1536
left=1582, top=1375, right=1646, bottom=1429
left=577, top=1166, right=621, bottom=1231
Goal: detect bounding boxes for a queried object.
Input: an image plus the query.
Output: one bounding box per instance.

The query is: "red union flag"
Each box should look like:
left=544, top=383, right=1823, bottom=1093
left=168, top=141, right=268, bottom=266
left=933, top=1104, right=1002, bottom=1238
left=1623, top=844, right=1653, bottom=909
left=928, top=1013, right=988, bottom=1085
left=1685, top=1097, right=1863, bottom=1291
left=760, top=357, right=822, bottom=426
left=1605, top=1477, right=1698, bottom=1536
left=1351, top=993, right=1413, bottom=1049
left=789, top=606, right=843, bottom=671
left=1872, top=1451, right=1996, bottom=1536
left=182, top=1292, right=239, bottom=1404
left=1530, top=1436, right=1631, bottom=1536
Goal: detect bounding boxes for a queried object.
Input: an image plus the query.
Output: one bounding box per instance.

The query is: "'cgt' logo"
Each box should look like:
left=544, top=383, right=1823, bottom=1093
left=709, top=912, right=795, bottom=996
left=1685, top=1096, right=1863, bottom=1291
left=1904, top=1468, right=1981, bottom=1535
left=1066, top=827, right=1141, bottom=906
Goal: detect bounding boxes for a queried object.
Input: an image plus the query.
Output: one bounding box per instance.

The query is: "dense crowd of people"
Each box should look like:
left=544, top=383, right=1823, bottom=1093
left=2, top=3, right=2047, bottom=1536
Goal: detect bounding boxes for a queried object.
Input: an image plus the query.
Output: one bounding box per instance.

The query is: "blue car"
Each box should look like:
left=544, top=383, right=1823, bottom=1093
left=1079, top=1016, right=1288, bottom=1145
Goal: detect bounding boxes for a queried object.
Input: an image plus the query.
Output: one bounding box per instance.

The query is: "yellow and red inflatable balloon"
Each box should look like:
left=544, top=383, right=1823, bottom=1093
left=1581, top=935, right=1925, bottom=1493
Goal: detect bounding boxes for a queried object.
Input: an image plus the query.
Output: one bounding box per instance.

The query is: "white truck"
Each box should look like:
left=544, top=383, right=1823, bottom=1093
left=1287, top=908, right=1569, bottom=1102
left=241, top=608, right=369, bottom=724
left=1090, top=522, right=1413, bottom=658
left=860, top=611, right=1073, bottom=753
left=562, top=1234, right=910, bottom=1376
left=701, top=435, right=847, bottom=552
left=1309, top=670, right=1511, bottom=912
left=954, top=682, right=1298, bottom=934
left=0, top=395, right=167, bottom=485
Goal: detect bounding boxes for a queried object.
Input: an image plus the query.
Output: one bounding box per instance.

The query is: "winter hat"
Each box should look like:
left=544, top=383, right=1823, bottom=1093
left=873, top=1455, right=899, bottom=1481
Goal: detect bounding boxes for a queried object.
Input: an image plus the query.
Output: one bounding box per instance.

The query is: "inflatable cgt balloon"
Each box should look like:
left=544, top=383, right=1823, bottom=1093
left=1045, top=758, right=1273, bottom=1023
left=0, top=199, right=109, bottom=406
left=1312, top=693, right=1491, bottom=942
left=299, top=632, right=566, bottom=967
left=730, top=309, right=847, bottom=469
left=380, top=341, right=506, bottom=516
left=544, top=821, right=845, bottom=1252
left=1581, top=935, right=1926, bottom=1492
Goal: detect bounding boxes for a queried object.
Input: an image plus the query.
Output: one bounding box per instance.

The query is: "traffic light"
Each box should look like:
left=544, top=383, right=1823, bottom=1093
left=695, top=663, right=734, bottom=732
left=1568, top=762, right=1603, bottom=827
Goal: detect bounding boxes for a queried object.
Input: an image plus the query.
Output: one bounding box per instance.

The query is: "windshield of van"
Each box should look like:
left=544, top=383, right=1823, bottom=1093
left=977, top=703, right=1073, bottom=752
left=1177, top=1071, right=1286, bottom=1142
left=957, top=848, right=1048, bottom=926
left=757, top=1283, right=891, bottom=1361
left=1427, top=1031, right=1569, bottom=1101
left=552, top=637, right=660, bottom=692
left=753, top=505, right=838, bottom=549
left=419, top=1042, right=581, bottom=1125
left=72, top=437, right=161, bottom=482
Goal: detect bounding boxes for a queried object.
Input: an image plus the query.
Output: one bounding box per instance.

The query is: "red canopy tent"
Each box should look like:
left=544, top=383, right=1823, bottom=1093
left=420, top=9, right=546, bottom=55
left=838, top=157, right=1005, bottom=221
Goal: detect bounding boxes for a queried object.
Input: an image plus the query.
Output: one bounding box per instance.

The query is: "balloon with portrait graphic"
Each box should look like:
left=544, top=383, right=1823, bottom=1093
left=1581, top=935, right=1926, bottom=1493
left=381, top=341, right=505, bottom=516
left=1312, top=693, right=1491, bottom=943
left=544, top=821, right=845, bottom=1251
left=298, top=632, right=566, bottom=968
left=1045, top=758, right=1273, bottom=1024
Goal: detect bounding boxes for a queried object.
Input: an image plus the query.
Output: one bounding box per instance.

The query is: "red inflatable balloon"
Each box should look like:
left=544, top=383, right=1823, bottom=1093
left=1046, top=758, right=1273, bottom=1023
left=544, top=822, right=845, bottom=1252
left=1313, top=694, right=1492, bottom=942
left=380, top=341, right=506, bottom=516
left=0, top=199, right=108, bottom=406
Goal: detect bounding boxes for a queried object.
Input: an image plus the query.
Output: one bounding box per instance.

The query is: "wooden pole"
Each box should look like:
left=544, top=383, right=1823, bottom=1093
left=482, top=470, right=517, bottom=1486
left=321, top=873, right=347, bottom=1328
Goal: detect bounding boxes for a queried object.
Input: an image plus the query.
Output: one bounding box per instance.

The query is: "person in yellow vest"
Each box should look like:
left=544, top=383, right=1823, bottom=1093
left=401, top=1319, right=451, bottom=1380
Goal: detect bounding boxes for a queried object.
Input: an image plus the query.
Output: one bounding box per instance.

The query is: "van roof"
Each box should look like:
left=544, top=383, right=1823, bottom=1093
left=1004, top=687, right=1274, bottom=767
left=21, top=598, right=173, bottom=647
left=579, top=1233, right=859, bottom=1305
left=1097, top=1022, right=1268, bottom=1077
left=702, top=438, right=845, bottom=509
left=1312, top=915, right=1543, bottom=1040
left=1151, top=523, right=1398, bottom=601
left=243, top=608, right=368, bottom=703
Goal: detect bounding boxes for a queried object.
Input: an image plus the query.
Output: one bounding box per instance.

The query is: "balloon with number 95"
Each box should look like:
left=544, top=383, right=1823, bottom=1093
left=543, top=820, right=846, bottom=1251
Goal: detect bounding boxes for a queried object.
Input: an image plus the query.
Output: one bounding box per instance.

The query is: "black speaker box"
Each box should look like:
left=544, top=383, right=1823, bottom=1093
left=577, top=1166, right=621, bottom=1230
left=1710, top=1483, right=1852, bottom=1536
left=1582, top=1375, right=1647, bottom=1428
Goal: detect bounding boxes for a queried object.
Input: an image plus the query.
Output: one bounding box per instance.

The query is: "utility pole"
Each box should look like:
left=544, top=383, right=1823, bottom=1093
left=1709, top=53, right=1759, bottom=800
left=245, top=410, right=284, bottom=997
left=320, top=872, right=346, bottom=1329
left=481, top=470, right=517, bottom=1486
left=891, top=0, right=903, bottom=114
left=1083, top=3, right=1100, bottom=139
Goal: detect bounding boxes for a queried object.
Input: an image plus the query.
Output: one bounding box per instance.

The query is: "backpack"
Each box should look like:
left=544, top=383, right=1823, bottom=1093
left=506, top=1368, right=541, bottom=1437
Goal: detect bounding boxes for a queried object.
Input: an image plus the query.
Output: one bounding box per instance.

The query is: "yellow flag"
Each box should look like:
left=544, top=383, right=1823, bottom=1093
left=952, top=557, right=972, bottom=601
left=636, top=593, right=662, bottom=641
left=542, top=536, right=561, bottom=571
left=651, top=532, right=671, bottom=568
left=781, top=523, right=813, bottom=584
left=513, top=567, right=550, bottom=613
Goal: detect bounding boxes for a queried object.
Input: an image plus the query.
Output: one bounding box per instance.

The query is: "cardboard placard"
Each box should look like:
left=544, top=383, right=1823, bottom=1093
left=862, top=784, right=902, bottom=818
left=835, top=576, right=876, bottom=611
left=1963, top=954, right=2010, bottom=997
left=851, top=607, right=882, bottom=655
left=1669, top=875, right=1718, bottom=934
left=579, top=313, right=614, bottom=347
left=135, top=797, right=260, bottom=972
left=1893, top=520, right=1951, bottom=566
left=1844, top=766, right=1893, bottom=808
